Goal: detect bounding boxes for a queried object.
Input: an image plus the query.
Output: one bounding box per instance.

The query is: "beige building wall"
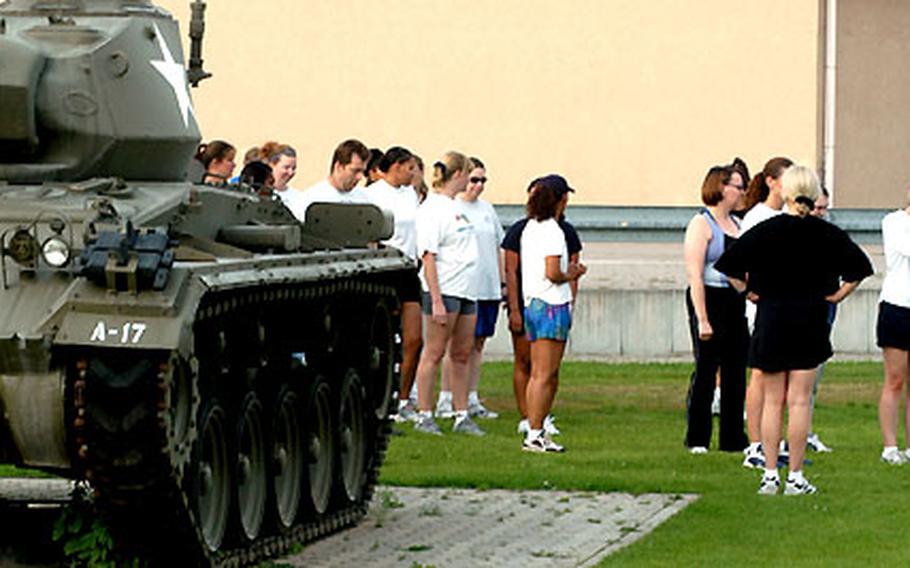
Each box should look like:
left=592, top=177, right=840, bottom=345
left=158, top=0, right=821, bottom=205
left=835, top=0, right=910, bottom=208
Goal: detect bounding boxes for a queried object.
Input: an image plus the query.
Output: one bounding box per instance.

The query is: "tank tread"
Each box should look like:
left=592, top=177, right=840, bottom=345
left=65, top=274, right=403, bottom=566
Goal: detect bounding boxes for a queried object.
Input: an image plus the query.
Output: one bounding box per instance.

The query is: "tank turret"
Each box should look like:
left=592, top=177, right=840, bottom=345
left=0, top=0, right=200, bottom=182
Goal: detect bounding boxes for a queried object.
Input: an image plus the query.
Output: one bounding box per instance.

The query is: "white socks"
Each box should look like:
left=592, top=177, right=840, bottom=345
left=527, top=428, right=543, bottom=442
left=468, top=391, right=480, bottom=405
left=763, top=467, right=779, bottom=480
left=437, top=390, right=452, bottom=404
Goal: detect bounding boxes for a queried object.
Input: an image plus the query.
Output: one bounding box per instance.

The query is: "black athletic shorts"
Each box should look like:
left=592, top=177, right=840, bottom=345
left=877, top=301, right=910, bottom=351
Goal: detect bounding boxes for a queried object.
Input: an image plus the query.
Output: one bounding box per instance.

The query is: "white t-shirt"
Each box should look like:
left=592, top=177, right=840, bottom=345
left=365, top=179, right=420, bottom=260
left=457, top=197, right=504, bottom=300
left=881, top=209, right=910, bottom=308
left=416, top=192, right=477, bottom=300
left=740, top=202, right=782, bottom=234
left=286, top=179, right=369, bottom=222
left=741, top=201, right=784, bottom=331
left=520, top=218, right=572, bottom=306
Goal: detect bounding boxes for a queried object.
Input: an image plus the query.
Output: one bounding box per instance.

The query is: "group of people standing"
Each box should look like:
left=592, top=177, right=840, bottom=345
left=684, top=157, right=876, bottom=495
left=194, top=137, right=586, bottom=450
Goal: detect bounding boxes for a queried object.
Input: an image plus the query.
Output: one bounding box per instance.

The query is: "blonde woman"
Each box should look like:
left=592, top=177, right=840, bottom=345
left=413, top=151, right=482, bottom=436
left=716, top=165, right=872, bottom=495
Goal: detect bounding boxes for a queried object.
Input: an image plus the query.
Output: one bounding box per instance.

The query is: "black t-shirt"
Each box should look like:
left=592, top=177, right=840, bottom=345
left=501, top=217, right=582, bottom=310
left=715, top=214, right=873, bottom=299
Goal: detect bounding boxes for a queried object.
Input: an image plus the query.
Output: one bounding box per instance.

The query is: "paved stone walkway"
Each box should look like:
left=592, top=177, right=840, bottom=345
left=284, top=486, right=696, bottom=567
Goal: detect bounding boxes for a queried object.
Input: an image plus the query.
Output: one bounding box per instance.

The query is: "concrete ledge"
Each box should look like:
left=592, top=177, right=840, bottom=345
left=483, top=287, right=883, bottom=360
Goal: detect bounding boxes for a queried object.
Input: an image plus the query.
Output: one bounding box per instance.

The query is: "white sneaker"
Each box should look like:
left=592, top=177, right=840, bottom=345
left=757, top=475, right=780, bottom=495
left=881, top=447, right=907, bottom=465
left=517, top=419, right=529, bottom=435
left=544, top=414, right=561, bottom=436
left=711, top=387, right=721, bottom=416
left=468, top=401, right=499, bottom=419
left=453, top=415, right=486, bottom=436
left=434, top=398, right=455, bottom=419
left=522, top=433, right=565, bottom=453
left=742, top=444, right=765, bottom=469
left=784, top=476, right=818, bottom=495
left=393, top=401, right=419, bottom=424
left=807, top=433, right=832, bottom=453
left=689, top=446, right=708, bottom=455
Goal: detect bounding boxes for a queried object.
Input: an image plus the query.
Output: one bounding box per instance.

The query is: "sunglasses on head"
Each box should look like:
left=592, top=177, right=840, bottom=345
left=470, top=176, right=487, bottom=184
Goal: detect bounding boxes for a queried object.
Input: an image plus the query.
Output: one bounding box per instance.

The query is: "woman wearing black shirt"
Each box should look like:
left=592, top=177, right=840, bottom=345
left=716, top=165, right=872, bottom=495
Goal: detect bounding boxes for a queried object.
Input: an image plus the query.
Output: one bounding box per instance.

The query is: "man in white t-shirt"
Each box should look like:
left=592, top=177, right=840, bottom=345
left=286, top=139, right=371, bottom=222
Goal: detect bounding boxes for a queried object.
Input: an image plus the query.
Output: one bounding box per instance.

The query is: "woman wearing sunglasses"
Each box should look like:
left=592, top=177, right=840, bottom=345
left=436, top=157, right=504, bottom=421
left=682, top=164, right=749, bottom=455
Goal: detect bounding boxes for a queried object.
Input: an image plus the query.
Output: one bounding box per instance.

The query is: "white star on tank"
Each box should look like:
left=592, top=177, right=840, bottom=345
left=149, top=23, right=196, bottom=128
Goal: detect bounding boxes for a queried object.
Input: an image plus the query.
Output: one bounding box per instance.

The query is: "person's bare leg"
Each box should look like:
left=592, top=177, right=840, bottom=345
left=880, top=347, right=909, bottom=448
left=511, top=331, right=531, bottom=419
left=448, top=314, right=477, bottom=412
left=746, top=369, right=764, bottom=443
left=526, top=339, right=565, bottom=430
left=761, top=372, right=786, bottom=470
left=416, top=313, right=457, bottom=412
left=469, top=337, right=486, bottom=393
left=398, top=302, right=423, bottom=404
left=786, top=369, right=816, bottom=472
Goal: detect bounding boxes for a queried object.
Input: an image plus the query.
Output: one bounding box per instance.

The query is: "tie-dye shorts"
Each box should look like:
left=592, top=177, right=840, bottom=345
left=524, top=298, right=572, bottom=342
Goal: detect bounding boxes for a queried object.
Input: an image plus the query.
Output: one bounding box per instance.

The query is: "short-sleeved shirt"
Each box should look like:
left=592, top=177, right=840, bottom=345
left=458, top=197, right=505, bottom=300
left=416, top=192, right=478, bottom=299
left=286, top=179, right=369, bottom=222
left=365, top=179, right=420, bottom=260
left=715, top=214, right=873, bottom=300
left=881, top=209, right=910, bottom=308
left=520, top=218, right=572, bottom=305
left=502, top=217, right=582, bottom=310
left=740, top=202, right=783, bottom=234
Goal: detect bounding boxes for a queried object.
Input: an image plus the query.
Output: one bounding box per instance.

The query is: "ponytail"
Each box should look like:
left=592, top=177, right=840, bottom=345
left=430, top=151, right=470, bottom=189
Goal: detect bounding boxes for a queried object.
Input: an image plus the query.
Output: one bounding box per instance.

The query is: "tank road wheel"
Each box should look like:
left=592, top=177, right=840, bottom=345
left=192, top=401, right=231, bottom=553
left=234, top=391, right=268, bottom=542
left=337, top=369, right=367, bottom=502
left=304, top=379, right=334, bottom=514
left=368, top=300, right=396, bottom=420
left=270, top=386, right=304, bottom=530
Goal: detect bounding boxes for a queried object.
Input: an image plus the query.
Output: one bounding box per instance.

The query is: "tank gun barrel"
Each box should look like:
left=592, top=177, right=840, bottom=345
left=187, top=0, right=211, bottom=87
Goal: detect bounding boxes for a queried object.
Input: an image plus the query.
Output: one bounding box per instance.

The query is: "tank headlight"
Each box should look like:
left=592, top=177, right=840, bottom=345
left=41, top=237, right=71, bottom=267
left=7, top=229, right=39, bottom=267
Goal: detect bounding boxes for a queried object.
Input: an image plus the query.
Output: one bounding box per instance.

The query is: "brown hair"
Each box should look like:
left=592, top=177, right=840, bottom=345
left=330, top=139, right=370, bottom=173
left=431, top=151, right=471, bottom=189
left=260, top=141, right=297, bottom=164
left=742, top=156, right=793, bottom=211
left=194, top=140, right=234, bottom=168
left=700, top=165, right=733, bottom=206
left=526, top=179, right=563, bottom=220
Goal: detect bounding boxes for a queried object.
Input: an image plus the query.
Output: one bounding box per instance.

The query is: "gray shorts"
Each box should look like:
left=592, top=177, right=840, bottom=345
left=421, top=292, right=477, bottom=316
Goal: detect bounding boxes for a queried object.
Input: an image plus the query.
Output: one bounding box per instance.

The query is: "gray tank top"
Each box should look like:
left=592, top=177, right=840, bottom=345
left=702, top=208, right=738, bottom=288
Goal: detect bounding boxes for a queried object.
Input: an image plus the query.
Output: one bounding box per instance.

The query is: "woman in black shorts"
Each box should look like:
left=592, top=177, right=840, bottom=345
left=877, top=184, right=910, bottom=464
left=716, top=165, right=872, bottom=495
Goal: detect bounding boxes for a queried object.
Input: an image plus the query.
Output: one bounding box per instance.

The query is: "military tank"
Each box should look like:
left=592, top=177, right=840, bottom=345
left=0, top=0, right=409, bottom=564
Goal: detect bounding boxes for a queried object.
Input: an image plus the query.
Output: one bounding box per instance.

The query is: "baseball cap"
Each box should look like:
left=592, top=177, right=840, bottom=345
left=535, top=174, right=575, bottom=195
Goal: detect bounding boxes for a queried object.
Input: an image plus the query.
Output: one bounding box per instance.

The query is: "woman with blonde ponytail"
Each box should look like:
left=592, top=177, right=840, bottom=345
left=716, top=165, right=872, bottom=496
left=412, top=151, right=483, bottom=436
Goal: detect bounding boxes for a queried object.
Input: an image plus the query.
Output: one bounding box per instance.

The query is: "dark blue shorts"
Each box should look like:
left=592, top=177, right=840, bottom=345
left=524, top=298, right=572, bottom=342
left=475, top=300, right=501, bottom=338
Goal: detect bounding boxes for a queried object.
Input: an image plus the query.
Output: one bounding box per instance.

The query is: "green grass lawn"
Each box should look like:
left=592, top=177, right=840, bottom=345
left=381, top=360, right=910, bottom=566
